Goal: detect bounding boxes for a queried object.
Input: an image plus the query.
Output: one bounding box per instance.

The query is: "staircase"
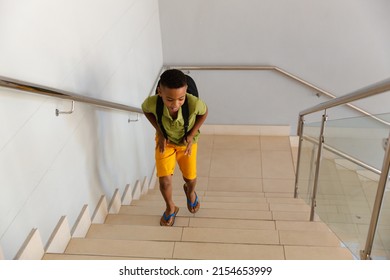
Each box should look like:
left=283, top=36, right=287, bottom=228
left=41, top=134, right=354, bottom=260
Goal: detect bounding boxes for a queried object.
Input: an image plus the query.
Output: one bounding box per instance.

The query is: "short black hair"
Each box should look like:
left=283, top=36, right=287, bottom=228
left=159, top=69, right=187, bottom=89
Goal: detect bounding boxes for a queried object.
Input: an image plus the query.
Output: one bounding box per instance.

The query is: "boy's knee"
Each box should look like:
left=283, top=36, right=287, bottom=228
left=159, top=176, right=172, bottom=190
left=183, top=177, right=197, bottom=186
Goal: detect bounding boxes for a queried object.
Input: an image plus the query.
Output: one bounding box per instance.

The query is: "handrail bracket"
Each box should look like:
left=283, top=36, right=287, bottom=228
left=128, top=114, right=140, bottom=123
left=56, top=100, right=75, bottom=116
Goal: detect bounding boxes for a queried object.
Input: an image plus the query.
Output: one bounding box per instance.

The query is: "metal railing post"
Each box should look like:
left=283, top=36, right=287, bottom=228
left=294, top=115, right=305, bottom=198
left=360, top=131, right=390, bottom=260
left=310, top=111, right=328, bottom=221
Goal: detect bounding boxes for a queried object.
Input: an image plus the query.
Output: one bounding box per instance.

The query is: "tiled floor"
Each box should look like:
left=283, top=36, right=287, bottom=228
left=43, top=134, right=356, bottom=260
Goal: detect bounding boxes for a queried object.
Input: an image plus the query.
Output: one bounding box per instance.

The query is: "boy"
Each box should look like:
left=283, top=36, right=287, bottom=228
left=142, top=69, right=208, bottom=226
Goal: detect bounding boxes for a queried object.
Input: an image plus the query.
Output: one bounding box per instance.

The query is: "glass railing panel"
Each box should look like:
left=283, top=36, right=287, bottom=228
left=372, top=179, right=390, bottom=260
left=312, top=112, right=389, bottom=259
left=323, top=112, right=389, bottom=170
left=296, top=114, right=323, bottom=204
left=296, top=137, right=317, bottom=204
left=302, top=112, right=324, bottom=140
left=315, top=153, right=381, bottom=259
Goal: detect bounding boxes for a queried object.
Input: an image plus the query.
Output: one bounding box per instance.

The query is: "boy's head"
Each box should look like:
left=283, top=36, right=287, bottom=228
left=157, top=69, right=188, bottom=116
left=159, top=69, right=187, bottom=89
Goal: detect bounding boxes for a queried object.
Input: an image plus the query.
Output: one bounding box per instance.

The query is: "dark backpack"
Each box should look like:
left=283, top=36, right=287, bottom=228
left=156, top=75, right=199, bottom=140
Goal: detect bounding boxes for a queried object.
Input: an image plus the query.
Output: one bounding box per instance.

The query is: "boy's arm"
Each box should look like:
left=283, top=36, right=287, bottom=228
left=143, top=111, right=167, bottom=153
left=187, top=107, right=208, bottom=139
left=184, top=107, right=208, bottom=155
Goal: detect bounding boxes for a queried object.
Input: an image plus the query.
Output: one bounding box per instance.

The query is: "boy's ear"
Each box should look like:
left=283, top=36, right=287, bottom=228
left=157, top=86, right=162, bottom=96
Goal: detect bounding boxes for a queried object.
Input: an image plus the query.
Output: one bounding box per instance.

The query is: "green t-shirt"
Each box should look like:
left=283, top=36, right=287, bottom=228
left=142, top=93, right=207, bottom=145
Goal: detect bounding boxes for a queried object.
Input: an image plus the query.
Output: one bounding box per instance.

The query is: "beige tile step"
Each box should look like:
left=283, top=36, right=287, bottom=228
left=264, top=192, right=295, bottom=198
left=42, top=253, right=144, bottom=260
left=105, top=214, right=190, bottom=227
left=131, top=200, right=270, bottom=211
left=284, top=245, right=355, bottom=260
left=194, top=208, right=272, bottom=220
left=118, top=205, right=193, bottom=217
left=261, top=136, right=292, bottom=151
left=65, top=238, right=174, bottom=259
left=144, top=190, right=266, bottom=199
left=182, top=227, right=279, bottom=245
left=279, top=230, right=343, bottom=246
left=87, top=224, right=281, bottom=246
left=139, top=193, right=267, bottom=204
left=276, top=221, right=331, bottom=231
left=270, top=203, right=310, bottom=212
left=272, top=211, right=311, bottom=221
left=187, top=182, right=264, bottom=193
left=189, top=217, right=275, bottom=230
left=204, top=191, right=265, bottom=197
left=86, top=224, right=183, bottom=241
left=105, top=214, right=275, bottom=230
left=207, top=183, right=265, bottom=193
left=203, top=196, right=267, bottom=203
left=119, top=206, right=272, bottom=220
left=146, top=190, right=206, bottom=197
left=173, top=242, right=285, bottom=260
left=266, top=197, right=307, bottom=204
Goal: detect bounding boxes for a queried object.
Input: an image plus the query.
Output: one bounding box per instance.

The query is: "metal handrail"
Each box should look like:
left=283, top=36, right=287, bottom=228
left=0, top=75, right=143, bottom=114
left=168, top=65, right=390, bottom=126
left=2, top=66, right=388, bottom=126
left=299, top=77, right=390, bottom=125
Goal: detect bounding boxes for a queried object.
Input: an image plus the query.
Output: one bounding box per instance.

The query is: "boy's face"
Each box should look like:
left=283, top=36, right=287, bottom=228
left=158, top=85, right=187, bottom=116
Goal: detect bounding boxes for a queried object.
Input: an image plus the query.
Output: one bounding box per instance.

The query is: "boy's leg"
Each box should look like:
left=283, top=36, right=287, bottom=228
left=155, top=141, right=179, bottom=225
left=159, top=175, right=177, bottom=217
left=183, top=177, right=199, bottom=212
left=177, top=143, right=200, bottom=213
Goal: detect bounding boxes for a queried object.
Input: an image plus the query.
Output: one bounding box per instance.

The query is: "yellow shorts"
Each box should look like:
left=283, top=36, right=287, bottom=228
left=155, top=141, right=198, bottom=180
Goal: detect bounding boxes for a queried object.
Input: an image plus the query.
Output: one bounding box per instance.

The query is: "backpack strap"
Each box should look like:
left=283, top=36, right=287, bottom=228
left=156, top=94, right=190, bottom=141
left=182, top=97, right=190, bottom=140
left=156, top=95, right=168, bottom=140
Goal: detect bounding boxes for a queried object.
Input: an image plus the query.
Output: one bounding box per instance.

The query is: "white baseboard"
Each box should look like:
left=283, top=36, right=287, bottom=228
left=132, top=180, right=142, bottom=200
left=121, top=184, right=133, bottom=205
left=141, top=176, right=149, bottom=195
left=0, top=244, right=4, bottom=260
left=45, top=216, right=71, bottom=254
left=108, top=189, right=121, bottom=214
left=149, top=167, right=157, bottom=190
left=12, top=177, right=156, bottom=260
left=91, top=195, right=108, bottom=224
left=14, top=228, right=44, bottom=260
left=71, top=204, right=91, bottom=238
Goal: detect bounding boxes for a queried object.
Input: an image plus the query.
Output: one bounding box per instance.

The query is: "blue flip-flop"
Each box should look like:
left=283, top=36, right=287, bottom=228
left=183, top=185, right=200, bottom=213
left=160, top=206, right=179, bottom=226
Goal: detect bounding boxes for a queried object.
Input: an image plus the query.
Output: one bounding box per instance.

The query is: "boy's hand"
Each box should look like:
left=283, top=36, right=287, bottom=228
left=184, top=135, right=194, bottom=156
left=157, top=135, right=167, bottom=153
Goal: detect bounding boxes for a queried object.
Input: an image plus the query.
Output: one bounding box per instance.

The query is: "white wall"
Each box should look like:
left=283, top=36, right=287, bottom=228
left=0, top=0, right=162, bottom=259
left=159, top=0, right=390, bottom=129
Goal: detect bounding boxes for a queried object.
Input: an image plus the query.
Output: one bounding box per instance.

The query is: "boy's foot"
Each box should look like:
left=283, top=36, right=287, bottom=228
left=160, top=206, right=179, bottom=226
left=183, top=184, right=200, bottom=213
